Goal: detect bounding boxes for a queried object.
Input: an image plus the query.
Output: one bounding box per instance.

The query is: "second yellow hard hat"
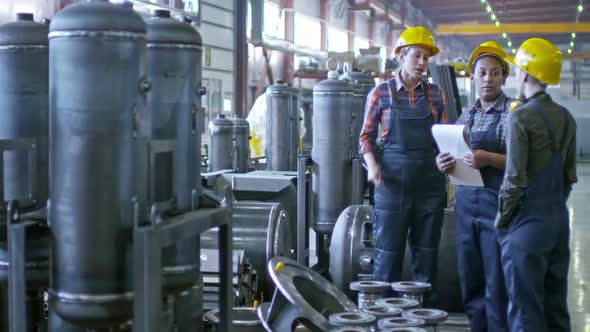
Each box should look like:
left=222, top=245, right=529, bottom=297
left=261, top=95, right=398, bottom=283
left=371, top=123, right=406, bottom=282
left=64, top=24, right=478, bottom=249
left=468, top=40, right=509, bottom=74
left=506, top=37, right=562, bottom=85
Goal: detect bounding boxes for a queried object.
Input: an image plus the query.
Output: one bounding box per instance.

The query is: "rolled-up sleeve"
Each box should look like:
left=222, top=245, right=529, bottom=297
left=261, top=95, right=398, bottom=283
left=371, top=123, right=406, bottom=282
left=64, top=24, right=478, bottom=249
left=498, top=110, right=528, bottom=225
left=359, top=86, right=382, bottom=155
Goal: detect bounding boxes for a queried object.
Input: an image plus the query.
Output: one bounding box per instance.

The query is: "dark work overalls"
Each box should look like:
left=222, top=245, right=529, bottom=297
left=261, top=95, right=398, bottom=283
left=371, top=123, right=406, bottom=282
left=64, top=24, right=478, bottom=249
left=373, top=79, right=446, bottom=304
left=497, top=101, right=571, bottom=332
left=455, top=107, right=509, bottom=331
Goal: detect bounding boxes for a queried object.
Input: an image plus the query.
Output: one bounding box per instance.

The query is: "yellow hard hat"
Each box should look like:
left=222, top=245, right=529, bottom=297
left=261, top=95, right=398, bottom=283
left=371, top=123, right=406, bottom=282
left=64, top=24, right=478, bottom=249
left=468, top=40, right=509, bottom=74
left=394, top=26, right=439, bottom=57
left=506, top=38, right=562, bottom=85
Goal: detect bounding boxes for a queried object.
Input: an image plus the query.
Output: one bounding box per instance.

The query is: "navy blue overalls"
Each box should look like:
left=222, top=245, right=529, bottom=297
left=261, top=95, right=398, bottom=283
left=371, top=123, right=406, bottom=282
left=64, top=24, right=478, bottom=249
left=373, top=79, right=446, bottom=304
left=497, top=101, right=571, bottom=332
left=455, top=107, right=509, bottom=331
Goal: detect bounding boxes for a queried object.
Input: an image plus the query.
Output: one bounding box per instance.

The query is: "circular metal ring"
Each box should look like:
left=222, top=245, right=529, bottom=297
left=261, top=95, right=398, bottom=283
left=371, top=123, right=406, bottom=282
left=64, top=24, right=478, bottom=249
left=361, top=304, right=402, bottom=318
left=328, top=327, right=369, bottom=332
left=350, top=280, right=391, bottom=293
left=375, top=297, right=420, bottom=310
left=380, top=328, right=428, bottom=332
left=328, top=311, right=376, bottom=327
left=391, top=281, right=432, bottom=293
left=402, top=308, right=448, bottom=325
left=378, top=317, right=426, bottom=329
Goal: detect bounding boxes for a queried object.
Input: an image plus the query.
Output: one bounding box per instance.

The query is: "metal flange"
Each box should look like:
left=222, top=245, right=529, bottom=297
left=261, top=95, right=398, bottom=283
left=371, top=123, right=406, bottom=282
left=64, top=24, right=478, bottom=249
left=362, top=304, right=402, bottom=319
left=328, top=311, right=376, bottom=327
left=375, top=297, right=420, bottom=310
left=378, top=317, right=426, bottom=329
left=380, top=328, right=427, bottom=332
left=402, top=308, right=448, bottom=325
left=257, top=257, right=358, bottom=331
left=390, top=281, right=431, bottom=294
left=350, top=281, right=390, bottom=293
left=328, top=328, right=369, bottom=332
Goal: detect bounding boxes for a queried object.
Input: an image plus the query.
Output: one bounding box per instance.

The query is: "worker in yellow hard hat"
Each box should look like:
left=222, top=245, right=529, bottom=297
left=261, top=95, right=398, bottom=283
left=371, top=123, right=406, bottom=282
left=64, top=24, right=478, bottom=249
left=359, top=26, right=447, bottom=304
left=496, top=37, right=577, bottom=332
left=436, top=40, right=513, bottom=331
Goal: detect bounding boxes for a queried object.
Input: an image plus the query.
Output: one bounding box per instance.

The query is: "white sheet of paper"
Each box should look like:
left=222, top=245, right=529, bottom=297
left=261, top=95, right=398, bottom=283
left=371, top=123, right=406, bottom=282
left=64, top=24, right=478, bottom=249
left=432, top=124, right=484, bottom=187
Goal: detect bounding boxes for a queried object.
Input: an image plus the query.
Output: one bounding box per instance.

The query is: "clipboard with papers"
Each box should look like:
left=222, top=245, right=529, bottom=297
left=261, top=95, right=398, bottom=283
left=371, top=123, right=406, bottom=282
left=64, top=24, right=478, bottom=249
left=431, top=124, right=484, bottom=187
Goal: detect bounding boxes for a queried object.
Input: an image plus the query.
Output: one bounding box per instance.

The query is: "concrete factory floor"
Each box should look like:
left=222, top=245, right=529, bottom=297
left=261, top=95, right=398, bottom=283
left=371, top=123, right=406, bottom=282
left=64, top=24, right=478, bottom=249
left=304, top=161, right=590, bottom=331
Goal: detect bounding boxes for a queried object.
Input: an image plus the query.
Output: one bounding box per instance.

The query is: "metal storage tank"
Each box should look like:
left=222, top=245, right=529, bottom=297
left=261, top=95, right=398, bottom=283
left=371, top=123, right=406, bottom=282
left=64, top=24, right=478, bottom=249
left=232, top=116, right=250, bottom=173
left=145, top=8, right=202, bottom=290
left=0, top=13, right=50, bottom=332
left=312, top=64, right=354, bottom=235
left=207, top=114, right=234, bottom=172
left=266, top=81, right=298, bottom=171
left=48, top=0, right=146, bottom=326
left=340, top=69, right=375, bottom=157
left=144, top=9, right=204, bottom=329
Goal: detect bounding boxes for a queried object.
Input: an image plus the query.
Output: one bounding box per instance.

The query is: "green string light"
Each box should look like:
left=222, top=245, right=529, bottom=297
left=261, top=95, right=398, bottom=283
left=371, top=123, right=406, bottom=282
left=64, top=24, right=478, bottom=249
left=507, top=41, right=512, bottom=47
left=491, top=14, right=496, bottom=20
left=578, top=5, right=583, bottom=12
left=486, top=5, right=492, bottom=12
left=495, top=21, right=500, bottom=27
left=572, top=32, right=577, bottom=38
left=512, top=48, right=516, bottom=54
left=568, top=48, right=573, bottom=54
left=570, top=41, right=575, bottom=47
left=480, top=0, right=486, bottom=3
left=502, top=32, right=507, bottom=38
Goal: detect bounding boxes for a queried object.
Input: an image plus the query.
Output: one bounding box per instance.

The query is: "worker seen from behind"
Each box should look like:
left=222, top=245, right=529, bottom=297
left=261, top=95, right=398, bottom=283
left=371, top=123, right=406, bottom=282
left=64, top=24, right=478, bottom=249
left=436, top=41, right=513, bottom=331
left=497, top=37, right=577, bottom=332
left=359, top=26, right=447, bottom=304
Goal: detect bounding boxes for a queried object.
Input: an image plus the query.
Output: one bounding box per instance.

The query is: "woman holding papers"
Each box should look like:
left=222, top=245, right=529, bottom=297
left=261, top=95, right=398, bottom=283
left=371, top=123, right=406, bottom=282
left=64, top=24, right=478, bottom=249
left=436, top=41, right=514, bottom=332
left=359, top=26, right=447, bottom=305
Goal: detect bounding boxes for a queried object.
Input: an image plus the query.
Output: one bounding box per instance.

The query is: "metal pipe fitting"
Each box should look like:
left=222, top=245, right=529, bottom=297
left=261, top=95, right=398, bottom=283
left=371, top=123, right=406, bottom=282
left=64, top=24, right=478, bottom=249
left=390, top=281, right=432, bottom=307
left=362, top=304, right=403, bottom=319
left=328, top=311, right=376, bottom=328
left=378, top=317, right=426, bottom=329
left=380, top=328, right=428, bottom=332
left=328, top=328, right=369, bottom=332
left=349, top=281, right=390, bottom=311
left=375, top=297, right=420, bottom=310
left=402, top=308, right=448, bottom=332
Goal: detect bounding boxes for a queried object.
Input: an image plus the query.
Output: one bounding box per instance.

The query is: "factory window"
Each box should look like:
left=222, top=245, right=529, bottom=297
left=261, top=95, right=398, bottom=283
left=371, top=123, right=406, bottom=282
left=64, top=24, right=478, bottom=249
left=327, top=27, right=349, bottom=53
left=294, top=13, right=321, bottom=50
left=263, top=1, right=285, bottom=39
left=354, top=37, right=370, bottom=56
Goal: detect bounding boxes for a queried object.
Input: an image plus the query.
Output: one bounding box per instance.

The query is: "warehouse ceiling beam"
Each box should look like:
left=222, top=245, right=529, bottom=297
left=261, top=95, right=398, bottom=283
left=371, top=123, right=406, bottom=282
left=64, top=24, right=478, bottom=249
left=564, top=50, right=590, bottom=60
left=436, top=23, right=590, bottom=35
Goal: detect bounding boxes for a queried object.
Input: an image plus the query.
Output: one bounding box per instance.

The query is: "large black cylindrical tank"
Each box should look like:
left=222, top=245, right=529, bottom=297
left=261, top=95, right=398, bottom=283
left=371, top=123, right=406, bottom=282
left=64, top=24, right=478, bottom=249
left=312, top=67, right=354, bottom=234
left=0, top=13, right=51, bottom=331
left=232, top=117, right=250, bottom=173
left=48, top=0, right=147, bottom=326
left=266, top=82, right=298, bottom=171
left=0, top=12, right=49, bottom=204
left=145, top=9, right=203, bottom=294
left=207, top=114, right=234, bottom=172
